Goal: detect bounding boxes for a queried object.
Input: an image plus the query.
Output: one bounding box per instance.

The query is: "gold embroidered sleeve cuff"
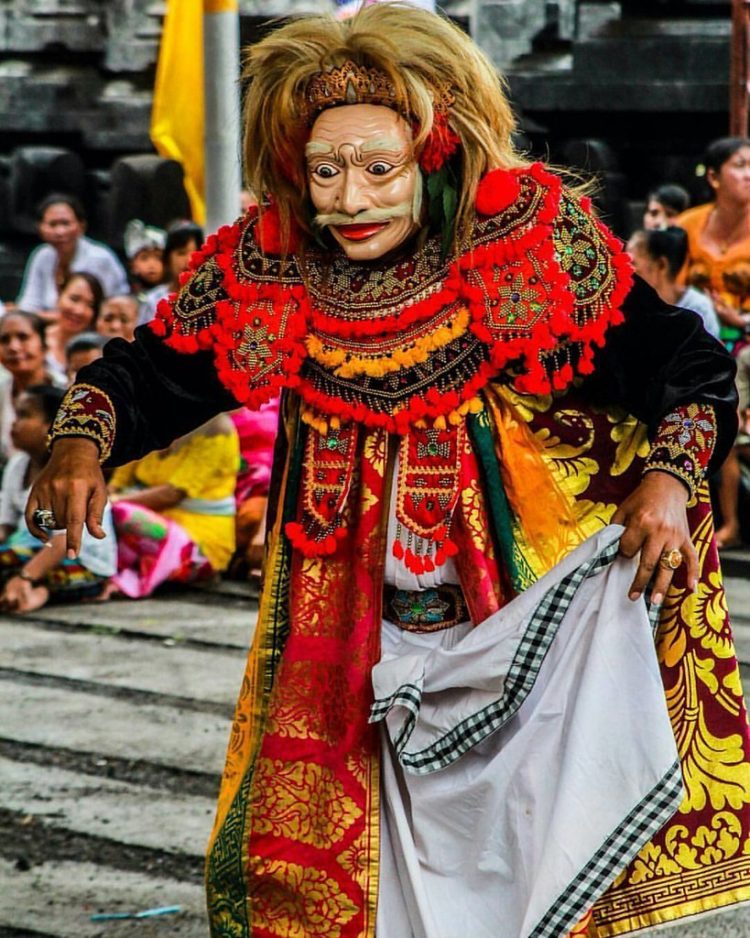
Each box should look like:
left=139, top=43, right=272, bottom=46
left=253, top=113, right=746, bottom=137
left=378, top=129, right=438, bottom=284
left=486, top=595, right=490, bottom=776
left=48, top=383, right=116, bottom=463
left=643, top=403, right=717, bottom=499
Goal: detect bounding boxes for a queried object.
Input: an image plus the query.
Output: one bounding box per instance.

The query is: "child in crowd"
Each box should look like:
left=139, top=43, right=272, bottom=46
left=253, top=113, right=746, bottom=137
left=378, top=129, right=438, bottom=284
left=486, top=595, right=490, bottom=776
left=44, top=271, right=104, bottom=380
left=65, top=332, right=108, bottom=384
left=97, top=295, right=139, bottom=342
left=124, top=219, right=166, bottom=294
left=0, top=312, right=66, bottom=464
left=0, top=385, right=116, bottom=612
left=643, top=183, right=690, bottom=231
left=16, top=194, right=128, bottom=317
left=139, top=221, right=204, bottom=325
left=106, top=414, right=239, bottom=598
left=627, top=227, right=721, bottom=339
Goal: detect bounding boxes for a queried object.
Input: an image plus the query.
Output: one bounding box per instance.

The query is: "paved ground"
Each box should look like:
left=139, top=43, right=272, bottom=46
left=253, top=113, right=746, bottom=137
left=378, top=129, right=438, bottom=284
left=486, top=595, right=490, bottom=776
left=1, top=564, right=750, bottom=937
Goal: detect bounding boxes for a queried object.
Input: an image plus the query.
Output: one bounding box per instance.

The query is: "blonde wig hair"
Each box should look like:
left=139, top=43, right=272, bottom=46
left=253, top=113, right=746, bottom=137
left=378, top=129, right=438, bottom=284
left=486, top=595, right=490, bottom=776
left=242, top=2, right=527, bottom=245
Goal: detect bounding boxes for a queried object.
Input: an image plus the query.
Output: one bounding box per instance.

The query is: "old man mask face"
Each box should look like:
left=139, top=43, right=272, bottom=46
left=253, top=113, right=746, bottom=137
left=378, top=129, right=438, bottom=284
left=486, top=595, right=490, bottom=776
left=306, top=104, right=422, bottom=261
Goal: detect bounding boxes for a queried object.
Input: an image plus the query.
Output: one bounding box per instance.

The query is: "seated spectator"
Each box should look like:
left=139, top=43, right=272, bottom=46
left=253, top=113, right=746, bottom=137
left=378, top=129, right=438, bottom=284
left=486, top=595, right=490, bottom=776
left=0, top=385, right=116, bottom=613
left=124, top=219, right=166, bottom=294
left=139, top=221, right=204, bottom=325
left=45, top=272, right=104, bottom=379
left=106, top=414, right=239, bottom=598
left=97, top=295, right=139, bottom=343
left=16, top=194, right=128, bottom=317
left=627, top=227, right=721, bottom=338
left=65, top=332, right=107, bottom=384
left=0, top=312, right=66, bottom=464
left=229, top=399, right=279, bottom=579
left=643, top=183, right=690, bottom=231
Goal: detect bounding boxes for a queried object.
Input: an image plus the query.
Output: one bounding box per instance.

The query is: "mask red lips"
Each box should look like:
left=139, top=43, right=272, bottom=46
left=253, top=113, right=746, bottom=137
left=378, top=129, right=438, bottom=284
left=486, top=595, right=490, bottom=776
left=335, top=222, right=390, bottom=241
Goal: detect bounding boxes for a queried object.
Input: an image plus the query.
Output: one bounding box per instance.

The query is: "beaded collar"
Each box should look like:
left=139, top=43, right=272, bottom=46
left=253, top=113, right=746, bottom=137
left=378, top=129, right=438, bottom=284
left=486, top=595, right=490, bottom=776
left=151, top=162, right=633, bottom=433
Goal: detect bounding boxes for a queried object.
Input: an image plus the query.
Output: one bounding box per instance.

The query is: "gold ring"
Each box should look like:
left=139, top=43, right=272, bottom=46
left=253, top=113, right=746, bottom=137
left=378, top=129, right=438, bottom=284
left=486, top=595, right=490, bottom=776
left=660, top=548, right=683, bottom=571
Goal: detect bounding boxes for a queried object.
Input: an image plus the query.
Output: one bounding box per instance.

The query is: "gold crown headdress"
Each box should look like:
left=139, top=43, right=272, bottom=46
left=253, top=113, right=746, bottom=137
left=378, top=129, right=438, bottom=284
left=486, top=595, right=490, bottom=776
left=300, top=61, right=400, bottom=124
left=300, top=60, right=454, bottom=126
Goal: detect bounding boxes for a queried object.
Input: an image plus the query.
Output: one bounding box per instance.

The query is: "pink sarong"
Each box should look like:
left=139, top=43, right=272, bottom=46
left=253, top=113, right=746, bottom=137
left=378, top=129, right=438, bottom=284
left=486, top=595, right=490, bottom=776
left=111, top=501, right=212, bottom=598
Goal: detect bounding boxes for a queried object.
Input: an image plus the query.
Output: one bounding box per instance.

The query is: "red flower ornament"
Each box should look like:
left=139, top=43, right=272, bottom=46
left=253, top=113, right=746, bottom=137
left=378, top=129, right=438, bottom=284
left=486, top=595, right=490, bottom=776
left=417, top=111, right=461, bottom=173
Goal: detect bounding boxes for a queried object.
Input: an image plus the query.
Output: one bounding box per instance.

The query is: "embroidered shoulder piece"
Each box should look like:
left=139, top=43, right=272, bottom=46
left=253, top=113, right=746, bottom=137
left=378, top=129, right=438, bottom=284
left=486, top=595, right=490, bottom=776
left=150, top=211, right=308, bottom=410
left=48, top=383, right=116, bottom=463
left=150, top=165, right=632, bottom=430
left=643, top=403, right=717, bottom=501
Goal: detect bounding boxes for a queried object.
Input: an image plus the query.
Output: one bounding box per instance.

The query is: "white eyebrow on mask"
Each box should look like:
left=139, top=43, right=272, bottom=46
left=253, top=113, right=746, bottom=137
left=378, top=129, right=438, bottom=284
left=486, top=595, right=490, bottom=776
left=360, top=135, right=408, bottom=155
left=305, top=136, right=409, bottom=162
left=305, top=141, right=337, bottom=158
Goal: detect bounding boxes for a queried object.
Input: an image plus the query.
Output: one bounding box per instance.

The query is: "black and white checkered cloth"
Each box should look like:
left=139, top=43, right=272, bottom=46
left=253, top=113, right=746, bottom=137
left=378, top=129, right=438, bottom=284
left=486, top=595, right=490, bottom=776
left=370, top=538, right=621, bottom=775
left=528, top=759, right=683, bottom=937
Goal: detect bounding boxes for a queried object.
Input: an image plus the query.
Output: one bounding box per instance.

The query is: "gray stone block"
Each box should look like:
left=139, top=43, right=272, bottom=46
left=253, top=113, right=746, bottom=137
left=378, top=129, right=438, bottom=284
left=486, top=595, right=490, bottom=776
left=0, top=0, right=105, bottom=53
left=473, top=0, right=549, bottom=70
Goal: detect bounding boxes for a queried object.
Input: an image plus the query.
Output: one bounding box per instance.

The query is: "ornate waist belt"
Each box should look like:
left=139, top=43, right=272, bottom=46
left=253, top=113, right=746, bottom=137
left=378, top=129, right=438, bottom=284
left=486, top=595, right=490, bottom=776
left=383, top=584, right=469, bottom=633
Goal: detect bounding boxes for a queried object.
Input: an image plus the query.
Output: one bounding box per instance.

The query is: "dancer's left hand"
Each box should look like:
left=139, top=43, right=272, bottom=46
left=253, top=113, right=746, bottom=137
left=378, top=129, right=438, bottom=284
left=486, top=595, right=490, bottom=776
left=612, top=470, right=698, bottom=606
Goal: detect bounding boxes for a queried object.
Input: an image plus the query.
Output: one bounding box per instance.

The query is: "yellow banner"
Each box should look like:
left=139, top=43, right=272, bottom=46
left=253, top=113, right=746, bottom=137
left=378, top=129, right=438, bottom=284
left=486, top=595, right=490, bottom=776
left=150, top=0, right=206, bottom=224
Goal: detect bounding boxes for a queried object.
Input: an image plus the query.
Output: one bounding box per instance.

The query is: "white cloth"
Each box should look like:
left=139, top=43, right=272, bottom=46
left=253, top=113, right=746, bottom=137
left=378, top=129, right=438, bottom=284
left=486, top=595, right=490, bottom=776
left=678, top=286, right=721, bottom=340
left=372, top=525, right=682, bottom=938
left=138, top=282, right=170, bottom=326
left=0, top=452, right=117, bottom=576
left=16, top=236, right=129, bottom=313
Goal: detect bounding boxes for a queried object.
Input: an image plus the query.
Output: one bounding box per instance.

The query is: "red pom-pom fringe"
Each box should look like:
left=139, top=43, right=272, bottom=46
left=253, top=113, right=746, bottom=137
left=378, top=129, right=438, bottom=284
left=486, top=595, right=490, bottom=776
left=475, top=168, right=522, bottom=216
left=284, top=520, right=346, bottom=557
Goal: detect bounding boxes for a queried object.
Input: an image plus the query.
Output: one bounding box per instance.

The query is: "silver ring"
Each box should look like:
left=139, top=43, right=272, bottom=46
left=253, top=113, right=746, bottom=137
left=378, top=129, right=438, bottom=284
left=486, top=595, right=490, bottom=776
left=32, top=508, right=58, bottom=529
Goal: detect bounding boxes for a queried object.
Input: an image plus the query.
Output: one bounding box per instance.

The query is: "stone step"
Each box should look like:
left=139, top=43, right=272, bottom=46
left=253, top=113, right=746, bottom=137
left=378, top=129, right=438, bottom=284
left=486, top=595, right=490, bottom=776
left=0, top=756, right=214, bottom=858
left=24, top=596, right=257, bottom=649
left=719, top=550, right=750, bottom=580
left=0, top=858, right=206, bottom=937
left=0, top=622, right=247, bottom=707
left=0, top=679, right=230, bottom=775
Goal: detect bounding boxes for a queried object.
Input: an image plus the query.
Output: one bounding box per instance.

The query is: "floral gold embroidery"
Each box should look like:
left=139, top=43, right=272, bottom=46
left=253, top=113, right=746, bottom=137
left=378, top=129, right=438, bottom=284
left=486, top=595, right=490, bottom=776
left=250, top=758, right=362, bottom=849
left=337, top=831, right=370, bottom=890
left=681, top=571, right=734, bottom=660
left=265, top=660, right=361, bottom=747
left=606, top=408, right=650, bottom=477
left=249, top=856, right=359, bottom=938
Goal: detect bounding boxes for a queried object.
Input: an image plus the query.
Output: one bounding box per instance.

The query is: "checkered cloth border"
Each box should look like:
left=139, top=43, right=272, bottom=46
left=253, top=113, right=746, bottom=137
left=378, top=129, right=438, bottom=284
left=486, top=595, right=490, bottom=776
left=370, top=539, right=623, bottom=775
left=528, top=759, right=684, bottom=937
left=370, top=682, right=422, bottom=753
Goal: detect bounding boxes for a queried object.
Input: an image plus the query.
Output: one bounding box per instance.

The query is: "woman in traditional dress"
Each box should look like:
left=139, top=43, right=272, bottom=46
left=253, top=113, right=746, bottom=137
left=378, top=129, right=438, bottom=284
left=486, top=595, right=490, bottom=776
left=106, top=414, right=240, bottom=598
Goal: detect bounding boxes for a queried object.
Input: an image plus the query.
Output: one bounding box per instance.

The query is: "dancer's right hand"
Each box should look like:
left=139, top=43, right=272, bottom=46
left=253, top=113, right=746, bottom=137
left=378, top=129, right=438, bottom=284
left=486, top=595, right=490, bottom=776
left=26, top=438, right=108, bottom=558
